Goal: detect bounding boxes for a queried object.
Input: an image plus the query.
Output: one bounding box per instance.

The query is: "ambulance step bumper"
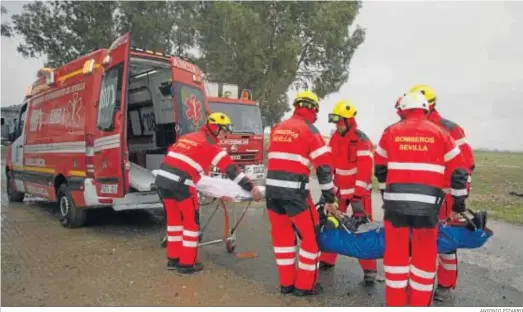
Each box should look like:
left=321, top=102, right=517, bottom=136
left=112, top=191, right=163, bottom=211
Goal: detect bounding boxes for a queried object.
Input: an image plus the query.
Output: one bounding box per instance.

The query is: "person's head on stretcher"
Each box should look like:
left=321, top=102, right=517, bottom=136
left=205, top=112, right=233, bottom=139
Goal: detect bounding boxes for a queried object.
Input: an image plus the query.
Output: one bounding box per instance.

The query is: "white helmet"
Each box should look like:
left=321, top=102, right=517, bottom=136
left=397, top=91, right=429, bottom=111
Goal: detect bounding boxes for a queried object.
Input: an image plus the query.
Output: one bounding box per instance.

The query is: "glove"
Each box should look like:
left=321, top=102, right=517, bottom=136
left=453, top=198, right=466, bottom=213
left=351, top=196, right=364, bottom=216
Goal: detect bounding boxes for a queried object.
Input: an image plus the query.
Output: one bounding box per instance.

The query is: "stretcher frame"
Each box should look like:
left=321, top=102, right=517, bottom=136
left=160, top=172, right=255, bottom=254
left=196, top=190, right=253, bottom=253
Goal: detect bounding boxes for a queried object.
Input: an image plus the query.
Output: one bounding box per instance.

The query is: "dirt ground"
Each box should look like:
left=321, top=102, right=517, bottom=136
left=0, top=193, right=317, bottom=307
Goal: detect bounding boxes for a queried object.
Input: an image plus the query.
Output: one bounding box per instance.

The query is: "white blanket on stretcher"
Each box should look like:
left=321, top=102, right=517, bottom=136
left=152, top=170, right=265, bottom=201
left=196, top=176, right=265, bottom=201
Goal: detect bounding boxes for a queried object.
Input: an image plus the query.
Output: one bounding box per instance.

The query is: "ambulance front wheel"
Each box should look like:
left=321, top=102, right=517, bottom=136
left=57, top=184, right=86, bottom=228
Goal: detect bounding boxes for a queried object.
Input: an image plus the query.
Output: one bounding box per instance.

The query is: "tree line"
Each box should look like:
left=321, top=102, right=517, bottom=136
left=1, top=1, right=365, bottom=126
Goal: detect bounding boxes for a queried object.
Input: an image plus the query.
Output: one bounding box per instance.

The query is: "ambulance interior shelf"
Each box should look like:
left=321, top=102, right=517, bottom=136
left=125, top=60, right=176, bottom=192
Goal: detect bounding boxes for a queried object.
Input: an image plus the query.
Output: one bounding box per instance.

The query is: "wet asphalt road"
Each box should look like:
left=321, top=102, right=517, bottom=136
left=2, top=148, right=523, bottom=306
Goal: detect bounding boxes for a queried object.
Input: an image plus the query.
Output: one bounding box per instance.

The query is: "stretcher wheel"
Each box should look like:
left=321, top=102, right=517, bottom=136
left=225, top=239, right=236, bottom=253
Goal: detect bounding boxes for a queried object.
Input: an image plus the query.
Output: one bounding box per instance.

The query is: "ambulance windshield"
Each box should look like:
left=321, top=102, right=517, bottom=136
left=208, top=102, right=263, bottom=135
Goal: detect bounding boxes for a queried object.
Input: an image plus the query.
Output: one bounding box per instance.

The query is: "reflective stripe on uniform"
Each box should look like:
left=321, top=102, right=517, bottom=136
left=410, top=265, right=435, bottom=279
left=439, top=253, right=456, bottom=260
left=183, top=230, right=199, bottom=237
left=339, top=188, right=355, bottom=195
left=268, top=152, right=310, bottom=167
left=383, top=192, right=439, bottom=204
left=357, top=150, right=373, bottom=157
left=299, top=249, right=319, bottom=260
left=388, top=162, right=445, bottom=174
left=266, top=178, right=308, bottom=189
left=451, top=188, right=468, bottom=196
left=274, top=246, right=295, bottom=253
left=444, top=146, right=461, bottom=162
left=376, top=146, right=388, bottom=158
left=456, top=138, right=468, bottom=146
left=384, top=265, right=409, bottom=274
left=310, top=145, right=330, bottom=160
left=336, top=168, right=358, bottom=176
left=167, top=225, right=183, bottom=231
left=355, top=180, right=368, bottom=189
left=211, top=150, right=227, bottom=166
left=155, top=169, right=195, bottom=186
left=276, top=258, right=295, bottom=266
left=439, top=262, right=457, bottom=271
left=167, top=152, right=204, bottom=174
left=319, top=181, right=334, bottom=190
left=409, top=280, right=434, bottom=292
left=233, top=172, right=246, bottom=184
left=167, top=236, right=182, bottom=242
left=385, top=279, right=408, bottom=288
left=182, top=241, right=198, bottom=247
left=298, top=261, right=318, bottom=271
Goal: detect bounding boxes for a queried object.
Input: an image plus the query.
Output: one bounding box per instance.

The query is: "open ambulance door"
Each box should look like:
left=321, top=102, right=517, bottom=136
left=93, top=32, right=131, bottom=198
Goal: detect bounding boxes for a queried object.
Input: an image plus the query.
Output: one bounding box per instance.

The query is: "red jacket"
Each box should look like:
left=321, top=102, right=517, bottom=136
left=266, top=112, right=336, bottom=204
left=374, top=110, right=469, bottom=216
left=155, top=127, right=253, bottom=198
left=329, top=127, right=373, bottom=199
left=428, top=109, right=475, bottom=178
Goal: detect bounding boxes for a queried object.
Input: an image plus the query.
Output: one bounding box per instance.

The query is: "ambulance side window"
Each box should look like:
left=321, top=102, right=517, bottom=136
left=14, top=104, right=27, bottom=140
left=97, top=63, right=124, bottom=131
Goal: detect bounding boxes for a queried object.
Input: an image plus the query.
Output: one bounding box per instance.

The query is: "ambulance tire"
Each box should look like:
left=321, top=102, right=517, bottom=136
left=57, top=184, right=86, bottom=228
left=6, top=172, right=25, bottom=203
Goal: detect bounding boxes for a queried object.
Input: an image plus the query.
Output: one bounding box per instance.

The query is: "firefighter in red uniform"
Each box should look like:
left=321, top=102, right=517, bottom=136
left=317, top=99, right=378, bottom=285
left=265, top=90, right=338, bottom=296
left=408, top=84, right=475, bottom=301
left=155, top=112, right=263, bottom=274
left=374, top=92, right=469, bottom=306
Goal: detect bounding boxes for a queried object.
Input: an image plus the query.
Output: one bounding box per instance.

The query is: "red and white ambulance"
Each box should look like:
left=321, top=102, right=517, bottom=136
left=5, top=33, right=210, bottom=228
left=206, top=82, right=265, bottom=181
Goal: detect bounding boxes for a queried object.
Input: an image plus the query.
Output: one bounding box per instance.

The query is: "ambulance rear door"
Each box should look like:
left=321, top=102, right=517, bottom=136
left=92, top=33, right=131, bottom=198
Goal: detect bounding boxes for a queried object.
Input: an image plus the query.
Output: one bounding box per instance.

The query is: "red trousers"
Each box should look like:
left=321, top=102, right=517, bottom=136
left=319, top=195, right=377, bottom=272
left=384, top=217, right=438, bottom=306
left=267, top=196, right=320, bottom=291
left=164, top=196, right=200, bottom=266
left=437, top=193, right=458, bottom=288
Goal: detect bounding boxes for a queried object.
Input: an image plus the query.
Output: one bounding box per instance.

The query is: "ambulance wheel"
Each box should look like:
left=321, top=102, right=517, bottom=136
left=57, top=184, right=86, bottom=228
left=6, top=172, right=25, bottom=203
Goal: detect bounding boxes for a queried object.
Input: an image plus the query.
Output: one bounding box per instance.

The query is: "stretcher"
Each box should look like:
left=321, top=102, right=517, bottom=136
left=158, top=173, right=265, bottom=255
left=317, top=202, right=493, bottom=260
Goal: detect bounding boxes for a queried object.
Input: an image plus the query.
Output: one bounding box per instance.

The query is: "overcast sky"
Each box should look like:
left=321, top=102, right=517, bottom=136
left=2, top=1, right=523, bottom=151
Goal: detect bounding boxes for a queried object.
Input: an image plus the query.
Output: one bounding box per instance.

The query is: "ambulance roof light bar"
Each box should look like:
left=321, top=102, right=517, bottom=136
left=37, top=67, right=55, bottom=86
left=130, top=46, right=191, bottom=62
left=205, top=81, right=239, bottom=99
left=241, top=89, right=252, bottom=101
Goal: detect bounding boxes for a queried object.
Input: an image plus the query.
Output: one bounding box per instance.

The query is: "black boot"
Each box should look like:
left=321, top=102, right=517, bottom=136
left=167, top=258, right=180, bottom=270
left=293, top=284, right=324, bottom=297
left=363, top=270, right=377, bottom=286
left=433, top=285, right=453, bottom=301
left=280, top=285, right=294, bottom=295
left=318, top=261, right=335, bottom=271
left=176, top=262, right=204, bottom=274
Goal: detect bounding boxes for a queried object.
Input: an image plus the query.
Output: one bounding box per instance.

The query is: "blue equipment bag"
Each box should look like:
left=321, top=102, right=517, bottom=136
left=318, top=218, right=493, bottom=260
